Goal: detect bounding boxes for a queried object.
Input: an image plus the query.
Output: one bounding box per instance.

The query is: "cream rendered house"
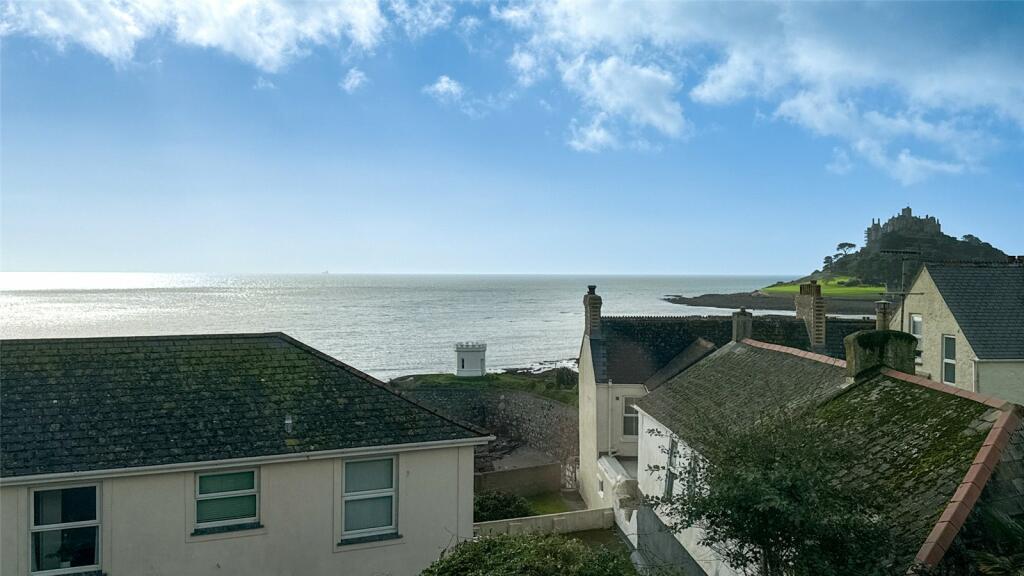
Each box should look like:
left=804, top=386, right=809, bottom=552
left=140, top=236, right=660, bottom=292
left=891, top=261, right=1024, bottom=404
left=0, top=333, right=491, bottom=576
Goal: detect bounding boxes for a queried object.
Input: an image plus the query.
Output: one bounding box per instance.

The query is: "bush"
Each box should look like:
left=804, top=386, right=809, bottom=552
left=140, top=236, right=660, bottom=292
left=473, top=491, right=533, bottom=522
left=553, top=367, right=578, bottom=389
left=422, top=533, right=636, bottom=576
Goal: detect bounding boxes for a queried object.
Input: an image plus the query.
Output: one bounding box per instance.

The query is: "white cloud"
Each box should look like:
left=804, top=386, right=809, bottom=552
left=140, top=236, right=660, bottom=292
left=569, top=114, right=617, bottom=152
left=508, top=46, right=543, bottom=87
left=388, top=0, right=452, bottom=39
left=340, top=67, right=368, bottom=94
left=1, top=0, right=387, bottom=72
left=422, top=75, right=464, bottom=104
left=826, top=147, right=853, bottom=175
left=494, top=0, right=1023, bottom=181
left=252, top=76, right=276, bottom=90
left=562, top=55, right=686, bottom=139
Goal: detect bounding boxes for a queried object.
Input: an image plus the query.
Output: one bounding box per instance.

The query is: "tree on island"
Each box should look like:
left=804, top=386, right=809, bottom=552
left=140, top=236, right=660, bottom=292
left=822, top=255, right=834, bottom=271
left=836, top=242, right=856, bottom=256
left=647, top=412, right=898, bottom=576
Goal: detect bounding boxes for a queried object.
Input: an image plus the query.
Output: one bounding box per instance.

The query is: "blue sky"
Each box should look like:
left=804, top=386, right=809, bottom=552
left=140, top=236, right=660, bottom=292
left=2, top=1, right=1022, bottom=274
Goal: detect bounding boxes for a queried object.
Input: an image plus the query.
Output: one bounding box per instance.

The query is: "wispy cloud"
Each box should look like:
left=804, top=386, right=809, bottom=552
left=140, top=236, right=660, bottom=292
left=422, top=75, right=464, bottom=105
left=826, top=147, right=853, bottom=176
left=340, top=68, right=368, bottom=94
left=0, top=0, right=386, bottom=72
left=252, top=76, right=276, bottom=91
left=4, top=0, right=1022, bottom=184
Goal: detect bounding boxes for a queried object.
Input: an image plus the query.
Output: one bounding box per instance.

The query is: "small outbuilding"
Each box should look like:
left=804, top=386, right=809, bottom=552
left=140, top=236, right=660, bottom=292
left=455, top=342, right=487, bottom=377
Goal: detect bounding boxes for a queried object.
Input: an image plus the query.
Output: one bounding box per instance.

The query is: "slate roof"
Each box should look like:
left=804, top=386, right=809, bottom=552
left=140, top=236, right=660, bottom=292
left=637, top=338, right=1015, bottom=570
left=923, top=262, right=1024, bottom=359
left=591, top=315, right=871, bottom=385
left=0, top=333, right=488, bottom=479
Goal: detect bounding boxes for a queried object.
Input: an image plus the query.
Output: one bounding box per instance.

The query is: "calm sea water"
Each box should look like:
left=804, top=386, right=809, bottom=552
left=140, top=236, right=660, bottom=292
left=0, top=273, right=790, bottom=380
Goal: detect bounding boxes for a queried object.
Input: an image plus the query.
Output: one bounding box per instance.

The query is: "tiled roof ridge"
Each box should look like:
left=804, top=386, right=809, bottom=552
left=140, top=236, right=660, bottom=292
left=0, top=331, right=286, bottom=344
left=879, top=368, right=1009, bottom=410
left=914, top=404, right=1022, bottom=566
left=740, top=338, right=847, bottom=368
left=274, top=333, right=491, bottom=438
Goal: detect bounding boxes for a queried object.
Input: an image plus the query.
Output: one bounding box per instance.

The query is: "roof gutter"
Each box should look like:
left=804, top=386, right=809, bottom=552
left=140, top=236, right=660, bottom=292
left=1, top=435, right=493, bottom=487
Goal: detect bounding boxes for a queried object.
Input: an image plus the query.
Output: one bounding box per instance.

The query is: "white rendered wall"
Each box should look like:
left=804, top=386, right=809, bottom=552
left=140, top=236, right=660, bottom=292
left=635, top=410, right=739, bottom=576
left=1, top=445, right=475, bottom=576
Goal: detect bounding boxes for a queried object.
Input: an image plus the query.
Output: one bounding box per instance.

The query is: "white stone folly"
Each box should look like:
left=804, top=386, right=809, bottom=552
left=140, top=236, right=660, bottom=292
left=455, top=342, right=487, bottom=377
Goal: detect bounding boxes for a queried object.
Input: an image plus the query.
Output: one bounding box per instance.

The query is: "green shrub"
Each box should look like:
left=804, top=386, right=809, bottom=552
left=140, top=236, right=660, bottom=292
left=553, top=367, right=578, bottom=389
left=422, top=533, right=636, bottom=576
left=473, top=491, right=533, bottom=522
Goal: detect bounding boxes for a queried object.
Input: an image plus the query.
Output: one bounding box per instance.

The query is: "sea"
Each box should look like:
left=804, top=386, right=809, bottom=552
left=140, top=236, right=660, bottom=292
left=0, top=273, right=792, bottom=381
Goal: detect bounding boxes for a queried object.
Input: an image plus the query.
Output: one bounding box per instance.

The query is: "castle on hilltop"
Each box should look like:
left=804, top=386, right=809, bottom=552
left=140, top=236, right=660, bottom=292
left=865, top=206, right=942, bottom=248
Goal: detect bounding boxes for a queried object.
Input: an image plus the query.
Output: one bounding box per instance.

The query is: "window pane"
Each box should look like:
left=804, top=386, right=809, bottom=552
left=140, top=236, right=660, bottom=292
left=944, top=362, right=956, bottom=384
left=624, top=399, right=638, bottom=415
left=344, top=496, right=393, bottom=532
left=197, top=495, right=257, bottom=523
left=911, top=316, right=923, bottom=336
left=199, top=471, right=255, bottom=495
left=623, top=415, right=638, bottom=436
left=944, top=337, right=956, bottom=360
left=32, top=526, right=98, bottom=571
left=345, top=459, right=393, bottom=493
left=34, top=487, right=96, bottom=526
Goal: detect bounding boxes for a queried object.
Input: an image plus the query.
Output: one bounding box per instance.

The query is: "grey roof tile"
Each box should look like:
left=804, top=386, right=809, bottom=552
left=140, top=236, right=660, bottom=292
left=925, top=262, right=1024, bottom=359
left=0, top=333, right=486, bottom=478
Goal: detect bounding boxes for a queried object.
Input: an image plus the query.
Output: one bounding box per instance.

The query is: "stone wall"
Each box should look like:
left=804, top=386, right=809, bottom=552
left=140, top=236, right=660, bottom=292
left=475, top=462, right=562, bottom=497
left=402, top=388, right=579, bottom=487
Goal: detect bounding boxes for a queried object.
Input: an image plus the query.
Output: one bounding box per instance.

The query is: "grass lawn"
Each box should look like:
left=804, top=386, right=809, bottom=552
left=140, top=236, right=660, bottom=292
left=390, top=371, right=577, bottom=406
left=526, top=492, right=575, bottom=515
left=762, top=275, right=885, bottom=299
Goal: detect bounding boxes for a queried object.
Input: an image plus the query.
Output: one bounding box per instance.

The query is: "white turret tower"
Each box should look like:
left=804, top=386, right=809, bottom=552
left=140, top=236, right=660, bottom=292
left=455, top=342, right=487, bottom=377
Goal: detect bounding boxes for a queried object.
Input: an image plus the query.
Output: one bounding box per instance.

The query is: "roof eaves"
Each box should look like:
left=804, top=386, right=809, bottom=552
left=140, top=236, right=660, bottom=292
left=914, top=405, right=1022, bottom=566
left=272, top=333, right=491, bottom=438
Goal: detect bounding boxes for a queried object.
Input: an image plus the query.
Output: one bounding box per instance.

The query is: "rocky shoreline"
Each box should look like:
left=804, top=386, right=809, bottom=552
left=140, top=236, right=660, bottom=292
left=663, top=292, right=877, bottom=316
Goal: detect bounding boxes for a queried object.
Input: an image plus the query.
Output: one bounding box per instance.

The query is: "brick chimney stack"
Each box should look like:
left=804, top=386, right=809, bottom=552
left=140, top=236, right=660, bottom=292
left=584, top=285, right=603, bottom=338
left=844, top=330, right=917, bottom=380
left=732, top=307, right=753, bottom=342
left=795, top=280, right=826, bottom=348
left=875, top=300, right=892, bottom=330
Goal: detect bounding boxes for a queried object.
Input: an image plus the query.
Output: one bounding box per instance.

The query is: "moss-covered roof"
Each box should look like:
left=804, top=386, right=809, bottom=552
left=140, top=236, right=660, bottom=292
left=0, top=333, right=487, bottom=478
left=813, top=374, right=995, bottom=565
left=638, top=339, right=1003, bottom=570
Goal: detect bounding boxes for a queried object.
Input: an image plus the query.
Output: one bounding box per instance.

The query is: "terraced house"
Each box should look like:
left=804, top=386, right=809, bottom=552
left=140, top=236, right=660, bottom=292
left=0, top=333, right=491, bottom=576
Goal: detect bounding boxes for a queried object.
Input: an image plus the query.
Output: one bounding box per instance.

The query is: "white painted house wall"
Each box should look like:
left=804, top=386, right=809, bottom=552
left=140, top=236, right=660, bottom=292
left=1, top=444, right=476, bottom=576
left=635, top=409, right=739, bottom=576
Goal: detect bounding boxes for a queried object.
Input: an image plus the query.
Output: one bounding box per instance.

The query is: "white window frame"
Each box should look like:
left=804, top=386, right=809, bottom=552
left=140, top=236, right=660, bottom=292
left=29, top=483, right=101, bottom=576
left=622, top=397, right=639, bottom=437
left=909, top=313, right=924, bottom=365
left=341, top=456, right=398, bottom=539
left=942, top=335, right=957, bottom=385
left=194, top=468, right=260, bottom=529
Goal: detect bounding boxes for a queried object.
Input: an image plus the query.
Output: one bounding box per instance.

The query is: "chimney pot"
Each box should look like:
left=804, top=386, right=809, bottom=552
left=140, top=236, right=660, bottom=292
left=874, top=300, right=892, bottom=330
left=584, top=286, right=603, bottom=338
left=844, top=330, right=917, bottom=380
left=732, top=307, right=753, bottom=342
